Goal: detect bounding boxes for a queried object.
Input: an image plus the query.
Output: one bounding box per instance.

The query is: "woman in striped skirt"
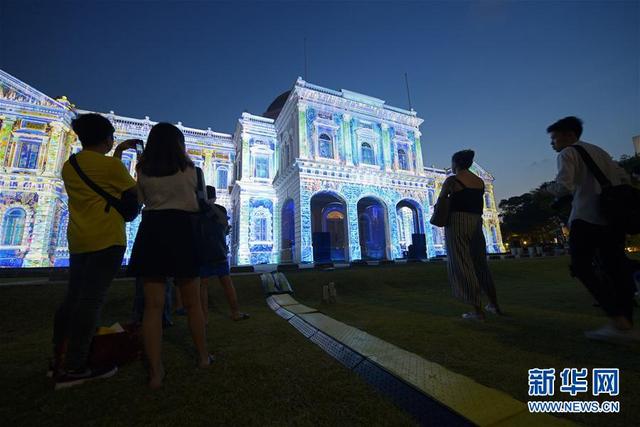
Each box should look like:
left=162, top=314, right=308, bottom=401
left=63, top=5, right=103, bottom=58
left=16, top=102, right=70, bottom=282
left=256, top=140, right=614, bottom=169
left=439, top=150, right=503, bottom=321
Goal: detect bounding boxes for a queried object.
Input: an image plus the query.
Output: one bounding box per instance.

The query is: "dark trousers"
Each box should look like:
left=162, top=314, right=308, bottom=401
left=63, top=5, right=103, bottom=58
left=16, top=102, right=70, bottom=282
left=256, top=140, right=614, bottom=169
left=569, top=220, right=635, bottom=324
left=53, top=245, right=125, bottom=371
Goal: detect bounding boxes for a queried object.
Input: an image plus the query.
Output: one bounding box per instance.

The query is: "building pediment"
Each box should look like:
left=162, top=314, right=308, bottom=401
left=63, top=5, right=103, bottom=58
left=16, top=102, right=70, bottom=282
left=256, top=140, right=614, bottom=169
left=0, top=69, right=67, bottom=109
left=470, top=162, right=495, bottom=181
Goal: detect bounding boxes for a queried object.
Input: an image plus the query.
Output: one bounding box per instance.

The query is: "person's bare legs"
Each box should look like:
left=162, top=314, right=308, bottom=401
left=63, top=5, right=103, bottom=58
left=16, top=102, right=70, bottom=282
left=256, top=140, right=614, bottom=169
left=176, top=277, right=210, bottom=367
left=142, top=278, right=166, bottom=388
left=200, top=277, right=209, bottom=325
left=219, top=275, right=242, bottom=319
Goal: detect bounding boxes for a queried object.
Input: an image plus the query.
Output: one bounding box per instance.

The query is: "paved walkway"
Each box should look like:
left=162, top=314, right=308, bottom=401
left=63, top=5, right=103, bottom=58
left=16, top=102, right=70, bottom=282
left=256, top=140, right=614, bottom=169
left=267, top=292, right=575, bottom=427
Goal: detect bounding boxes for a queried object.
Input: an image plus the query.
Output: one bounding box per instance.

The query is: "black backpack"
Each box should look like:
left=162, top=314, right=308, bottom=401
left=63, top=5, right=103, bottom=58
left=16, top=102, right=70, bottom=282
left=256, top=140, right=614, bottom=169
left=69, top=154, right=141, bottom=222
left=571, top=145, right=640, bottom=235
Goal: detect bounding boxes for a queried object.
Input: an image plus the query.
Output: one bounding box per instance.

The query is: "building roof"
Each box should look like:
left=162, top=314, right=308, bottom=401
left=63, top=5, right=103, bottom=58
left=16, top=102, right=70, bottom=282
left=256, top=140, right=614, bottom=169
left=263, top=90, right=291, bottom=120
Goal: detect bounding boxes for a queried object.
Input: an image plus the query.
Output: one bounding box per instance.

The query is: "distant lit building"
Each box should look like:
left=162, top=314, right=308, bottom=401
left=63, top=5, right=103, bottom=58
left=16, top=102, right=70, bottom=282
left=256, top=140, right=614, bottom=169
left=0, top=68, right=504, bottom=267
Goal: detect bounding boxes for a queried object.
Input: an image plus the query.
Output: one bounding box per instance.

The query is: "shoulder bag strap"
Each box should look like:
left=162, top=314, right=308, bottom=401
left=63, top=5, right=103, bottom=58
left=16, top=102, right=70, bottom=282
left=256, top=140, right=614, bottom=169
left=453, top=177, right=467, bottom=189
left=194, top=167, right=210, bottom=212
left=69, top=154, right=116, bottom=212
left=570, top=145, right=612, bottom=188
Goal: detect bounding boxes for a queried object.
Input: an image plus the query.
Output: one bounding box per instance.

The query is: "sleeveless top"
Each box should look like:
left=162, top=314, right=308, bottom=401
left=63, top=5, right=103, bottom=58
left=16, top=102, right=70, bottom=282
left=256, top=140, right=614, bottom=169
left=449, top=177, right=484, bottom=215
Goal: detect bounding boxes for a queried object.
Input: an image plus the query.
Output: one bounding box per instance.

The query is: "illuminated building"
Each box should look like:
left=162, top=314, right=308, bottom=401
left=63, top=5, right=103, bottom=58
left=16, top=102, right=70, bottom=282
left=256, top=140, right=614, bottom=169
left=0, top=69, right=504, bottom=267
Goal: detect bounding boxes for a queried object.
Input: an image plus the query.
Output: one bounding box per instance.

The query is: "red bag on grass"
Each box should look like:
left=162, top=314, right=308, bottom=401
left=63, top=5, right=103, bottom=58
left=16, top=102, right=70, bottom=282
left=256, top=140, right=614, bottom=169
left=88, top=323, right=142, bottom=369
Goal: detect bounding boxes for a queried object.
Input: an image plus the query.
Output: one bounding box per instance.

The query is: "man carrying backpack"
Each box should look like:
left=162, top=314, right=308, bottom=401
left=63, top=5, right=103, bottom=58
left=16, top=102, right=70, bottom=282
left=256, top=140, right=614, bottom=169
left=543, top=116, right=638, bottom=343
left=51, top=113, right=140, bottom=388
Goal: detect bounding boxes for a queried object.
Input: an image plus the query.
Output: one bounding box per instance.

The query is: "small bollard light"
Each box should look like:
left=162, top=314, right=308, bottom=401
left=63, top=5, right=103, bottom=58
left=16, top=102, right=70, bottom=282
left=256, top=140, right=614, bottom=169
left=322, top=284, right=330, bottom=304
left=328, top=282, right=337, bottom=303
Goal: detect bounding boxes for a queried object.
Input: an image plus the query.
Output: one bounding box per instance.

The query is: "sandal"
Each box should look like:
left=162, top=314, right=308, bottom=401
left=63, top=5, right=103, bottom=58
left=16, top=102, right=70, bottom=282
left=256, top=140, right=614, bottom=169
left=232, top=313, right=250, bottom=321
left=199, top=354, right=215, bottom=369
left=149, top=367, right=166, bottom=389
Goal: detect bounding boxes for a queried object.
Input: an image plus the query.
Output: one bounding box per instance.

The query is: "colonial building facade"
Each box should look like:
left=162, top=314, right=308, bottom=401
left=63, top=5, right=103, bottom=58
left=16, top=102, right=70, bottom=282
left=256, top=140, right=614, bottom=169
left=0, top=68, right=504, bottom=268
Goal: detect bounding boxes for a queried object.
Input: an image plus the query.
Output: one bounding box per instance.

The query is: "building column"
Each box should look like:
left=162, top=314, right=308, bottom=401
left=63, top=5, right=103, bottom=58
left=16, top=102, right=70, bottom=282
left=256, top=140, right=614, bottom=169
left=342, top=114, right=353, bottom=166
left=387, top=203, right=400, bottom=259
left=298, top=104, right=309, bottom=159
left=423, top=199, right=437, bottom=258
left=347, top=201, right=361, bottom=261
left=23, top=191, right=56, bottom=267
left=381, top=124, right=391, bottom=172
left=414, top=130, right=424, bottom=171
left=236, top=194, right=251, bottom=265
left=0, top=117, right=17, bottom=170
left=43, top=122, right=65, bottom=177
left=204, top=150, right=214, bottom=185
left=240, top=133, right=252, bottom=181
left=350, top=117, right=359, bottom=165
left=273, top=197, right=281, bottom=264
left=299, top=188, right=313, bottom=263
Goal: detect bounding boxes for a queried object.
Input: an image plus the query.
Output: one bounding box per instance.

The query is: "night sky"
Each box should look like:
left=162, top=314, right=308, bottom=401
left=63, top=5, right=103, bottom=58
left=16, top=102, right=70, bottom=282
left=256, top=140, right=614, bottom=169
left=1, top=0, right=638, bottom=201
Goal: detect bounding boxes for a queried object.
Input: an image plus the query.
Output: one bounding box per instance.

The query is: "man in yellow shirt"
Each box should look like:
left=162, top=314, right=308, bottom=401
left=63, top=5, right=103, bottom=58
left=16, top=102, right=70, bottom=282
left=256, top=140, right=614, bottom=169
left=52, top=113, right=140, bottom=389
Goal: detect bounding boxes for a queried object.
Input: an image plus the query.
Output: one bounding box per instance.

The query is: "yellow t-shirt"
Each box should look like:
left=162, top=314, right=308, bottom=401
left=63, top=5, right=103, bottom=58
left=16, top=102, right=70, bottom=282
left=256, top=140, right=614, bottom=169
left=62, top=150, right=136, bottom=254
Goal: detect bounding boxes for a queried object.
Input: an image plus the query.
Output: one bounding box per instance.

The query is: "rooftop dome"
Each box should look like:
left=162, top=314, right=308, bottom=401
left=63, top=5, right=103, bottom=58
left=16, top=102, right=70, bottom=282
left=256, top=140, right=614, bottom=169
left=263, top=90, right=291, bottom=119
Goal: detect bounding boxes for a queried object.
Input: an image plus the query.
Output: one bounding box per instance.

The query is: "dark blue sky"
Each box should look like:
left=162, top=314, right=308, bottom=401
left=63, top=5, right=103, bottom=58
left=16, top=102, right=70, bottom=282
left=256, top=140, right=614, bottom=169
left=1, top=0, right=638, bottom=201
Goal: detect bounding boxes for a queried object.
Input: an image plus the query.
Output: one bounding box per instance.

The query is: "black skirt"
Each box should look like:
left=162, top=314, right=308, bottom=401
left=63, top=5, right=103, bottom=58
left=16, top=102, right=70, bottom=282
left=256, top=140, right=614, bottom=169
left=128, top=210, right=200, bottom=278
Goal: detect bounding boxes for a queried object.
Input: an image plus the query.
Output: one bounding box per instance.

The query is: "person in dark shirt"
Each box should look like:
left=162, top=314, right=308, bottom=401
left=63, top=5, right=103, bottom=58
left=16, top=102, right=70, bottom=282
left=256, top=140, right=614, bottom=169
left=199, top=186, right=249, bottom=324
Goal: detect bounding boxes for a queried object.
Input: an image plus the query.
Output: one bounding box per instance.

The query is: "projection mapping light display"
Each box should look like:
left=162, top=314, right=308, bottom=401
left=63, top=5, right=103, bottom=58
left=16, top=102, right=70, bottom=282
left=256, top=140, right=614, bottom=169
left=0, top=70, right=504, bottom=268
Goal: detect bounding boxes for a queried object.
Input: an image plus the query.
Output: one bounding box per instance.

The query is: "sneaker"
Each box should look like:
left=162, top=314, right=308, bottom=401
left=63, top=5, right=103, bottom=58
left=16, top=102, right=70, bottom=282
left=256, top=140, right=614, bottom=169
left=462, top=312, right=485, bottom=321
left=485, top=304, right=499, bottom=314
left=46, top=357, right=65, bottom=378
left=584, top=325, right=640, bottom=344
left=46, top=359, right=57, bottom=378
left=54, top=366, right=118, bottom=390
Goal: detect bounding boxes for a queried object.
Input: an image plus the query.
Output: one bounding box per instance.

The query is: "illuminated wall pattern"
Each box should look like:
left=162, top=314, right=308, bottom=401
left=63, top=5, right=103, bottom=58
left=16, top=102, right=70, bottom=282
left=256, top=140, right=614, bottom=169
left=0, top=69, right=504, bottom=268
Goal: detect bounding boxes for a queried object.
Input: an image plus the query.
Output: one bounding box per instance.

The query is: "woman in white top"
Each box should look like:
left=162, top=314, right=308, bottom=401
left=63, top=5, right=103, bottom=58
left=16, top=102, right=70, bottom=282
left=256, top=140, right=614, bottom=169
left=128, top=123, right=212, bottom=388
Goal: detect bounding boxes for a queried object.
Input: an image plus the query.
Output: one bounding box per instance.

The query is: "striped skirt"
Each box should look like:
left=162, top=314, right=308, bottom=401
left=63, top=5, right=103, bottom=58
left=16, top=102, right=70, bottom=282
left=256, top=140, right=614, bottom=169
left=444, top=211, right=496, bottom=306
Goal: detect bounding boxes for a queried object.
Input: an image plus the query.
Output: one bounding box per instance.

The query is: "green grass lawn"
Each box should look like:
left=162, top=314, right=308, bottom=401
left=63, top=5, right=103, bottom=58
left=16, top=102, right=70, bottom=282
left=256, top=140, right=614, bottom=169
left=288, top=257, right=640, bottom=427
left=0, top=275, right=416, bottom=426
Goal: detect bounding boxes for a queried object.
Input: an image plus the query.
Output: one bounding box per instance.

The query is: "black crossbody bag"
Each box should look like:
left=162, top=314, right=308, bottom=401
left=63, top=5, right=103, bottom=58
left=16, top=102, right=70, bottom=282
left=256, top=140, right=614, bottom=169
left=69, top=154, right=141, bottom=222
left=571, top=145, right=640, bottom=234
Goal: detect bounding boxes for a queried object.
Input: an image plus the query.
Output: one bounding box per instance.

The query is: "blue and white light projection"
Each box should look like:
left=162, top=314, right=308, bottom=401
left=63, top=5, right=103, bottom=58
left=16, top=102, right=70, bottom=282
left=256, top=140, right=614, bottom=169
left=0, top=69, right=504, bottom=268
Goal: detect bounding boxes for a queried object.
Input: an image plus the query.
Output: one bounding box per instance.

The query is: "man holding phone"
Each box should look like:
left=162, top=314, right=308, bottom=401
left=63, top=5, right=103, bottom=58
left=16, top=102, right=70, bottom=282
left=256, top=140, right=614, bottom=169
left=52, top=113, right=142, bottom=389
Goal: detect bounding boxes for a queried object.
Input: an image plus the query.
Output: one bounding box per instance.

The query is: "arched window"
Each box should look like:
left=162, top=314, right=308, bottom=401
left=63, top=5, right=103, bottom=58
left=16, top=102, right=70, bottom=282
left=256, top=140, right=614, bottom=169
left=398, top=149, right=409, bottom=170
left=318, top=133, right=333, bottom=159
left=15, top=140, right=40, bottom=169
left=217, top=167, right=228, bottom=189
left=1, top=208, right=26, bottom=246
left=250, top=207, right=271, bottom=242
left=254, top=217, right=267, bottom=241
left=361, top=142, right=375, bottom=165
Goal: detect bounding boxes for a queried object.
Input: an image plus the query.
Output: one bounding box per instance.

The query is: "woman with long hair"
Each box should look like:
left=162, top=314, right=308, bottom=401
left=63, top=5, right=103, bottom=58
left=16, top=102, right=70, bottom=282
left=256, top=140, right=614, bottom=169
left=128, top=123, right=212, bottom=388
left=439, top=150, right=502, bottom=321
